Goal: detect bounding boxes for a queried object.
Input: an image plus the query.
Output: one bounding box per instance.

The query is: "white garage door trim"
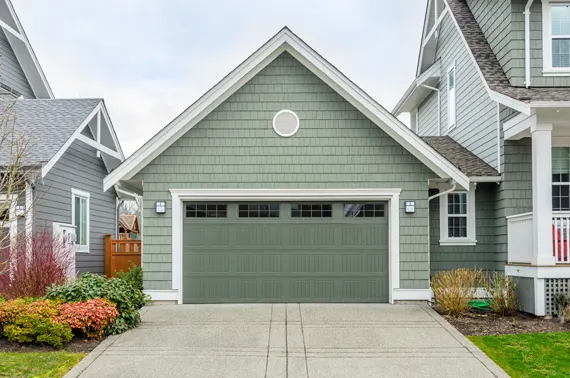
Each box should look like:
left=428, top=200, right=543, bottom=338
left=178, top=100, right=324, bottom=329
left=166, top=188, right=402, bottom=304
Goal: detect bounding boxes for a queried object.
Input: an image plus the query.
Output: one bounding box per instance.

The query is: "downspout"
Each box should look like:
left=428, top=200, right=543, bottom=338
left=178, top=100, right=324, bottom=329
left=427, top=180, right=457, bottom=289
left=420, top=84, right=441, bottom=136
left=524, top=0, right=534, bottom=88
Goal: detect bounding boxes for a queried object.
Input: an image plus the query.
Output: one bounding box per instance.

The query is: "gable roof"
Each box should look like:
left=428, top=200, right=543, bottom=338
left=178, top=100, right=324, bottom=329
left=104, top=27, right=471, bottom=191
left=0, top=99, right=124, bottom=175
left=447, top=0, right=570, bottom=103
left=119, top=214, right=139, bottom=233
left=422, top=136, right=499, bottom=177
left=0, top=0, right=53, bottom=98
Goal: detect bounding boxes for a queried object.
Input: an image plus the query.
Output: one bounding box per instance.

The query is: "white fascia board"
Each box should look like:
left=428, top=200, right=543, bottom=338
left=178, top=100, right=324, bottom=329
left=530, top=101, right=570, bottom=108
left=469, top=176, right=502, bottom=183
left=104, top=28, right=470, bottom=191
left=504, top=113, right=536, bottom=140
left=393, top=61, right=441, bottom=115
left=3, top=0, right=53, bottom=98
left=41, top=102, right=102, bottom=177
left=489, top=91, right=532, bottom=115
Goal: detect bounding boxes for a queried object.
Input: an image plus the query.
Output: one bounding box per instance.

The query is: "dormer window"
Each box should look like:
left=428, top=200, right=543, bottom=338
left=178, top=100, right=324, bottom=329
left=543, top=2, right=570, bottom=74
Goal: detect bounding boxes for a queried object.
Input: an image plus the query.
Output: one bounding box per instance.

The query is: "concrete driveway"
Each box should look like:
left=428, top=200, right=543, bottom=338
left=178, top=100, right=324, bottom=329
left=65, top=304, right=508, bottom=378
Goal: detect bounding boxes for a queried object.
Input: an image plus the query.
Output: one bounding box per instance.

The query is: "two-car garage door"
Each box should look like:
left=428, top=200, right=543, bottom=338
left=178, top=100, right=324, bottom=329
left=182, top=202, right=389, bottom=303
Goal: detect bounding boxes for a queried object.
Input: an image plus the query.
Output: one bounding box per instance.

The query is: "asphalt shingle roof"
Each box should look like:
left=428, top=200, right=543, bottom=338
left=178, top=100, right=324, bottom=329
left=0, top=99, right=101, bottom=166
left=448, top=0, right=570, bottom=102
left=422, top=136, right=500, bottom=177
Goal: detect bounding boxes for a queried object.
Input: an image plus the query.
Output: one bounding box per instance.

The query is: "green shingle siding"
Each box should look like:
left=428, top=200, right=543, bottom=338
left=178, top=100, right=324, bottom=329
left=137, top=52, right=438, bottom=291
left=430, top=184, right=499, bottom=273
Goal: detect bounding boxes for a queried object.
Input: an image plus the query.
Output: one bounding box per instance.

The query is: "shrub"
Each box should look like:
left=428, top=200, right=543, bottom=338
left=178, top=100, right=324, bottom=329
left=483, top=272, right=518, bottom=316
left=56, top=298, right=119, bottom=339
left=46, top=273, right=149, bottom=335
left=554, top=293, right=570, bottom=323
left=0, top=230, right=73, bottom=299
left=0, top=298, right=58, bottom=332
left=4, top=314, right=73, bottom=348
left=431, top=268, right=482, bottom=317
left=115, top=264, right=143, bottom=291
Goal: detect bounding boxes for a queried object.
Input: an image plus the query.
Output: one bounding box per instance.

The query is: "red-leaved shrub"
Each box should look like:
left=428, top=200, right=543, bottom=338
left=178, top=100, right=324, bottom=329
left=0, top=230, right=73, bottom=299
left=56, top=298, right=119, bottom=339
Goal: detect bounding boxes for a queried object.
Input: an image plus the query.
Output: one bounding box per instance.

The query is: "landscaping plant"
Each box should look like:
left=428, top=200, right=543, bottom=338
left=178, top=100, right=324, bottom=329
left=483, top=272, right=518, bottom=316
left=46, top=273, right=149, bottom=335
left=56, top=298, right=119, bottom=339
left=115, top=264, right=144, bottom=291
left=554, top=293, right=570, bottom=323
left=431, top=268, right=482, bottom=317
left=0, top=230, right=73, bottom=299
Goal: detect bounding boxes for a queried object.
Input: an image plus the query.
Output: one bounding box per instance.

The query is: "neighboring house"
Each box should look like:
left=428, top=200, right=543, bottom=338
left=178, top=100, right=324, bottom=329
left=119, top=214, right=140, bottom=239
left=0, top=0, right=127, bottom=274
left=104, top=27, right=500, bottom=305
left=393, top=0, right=570, bottom=316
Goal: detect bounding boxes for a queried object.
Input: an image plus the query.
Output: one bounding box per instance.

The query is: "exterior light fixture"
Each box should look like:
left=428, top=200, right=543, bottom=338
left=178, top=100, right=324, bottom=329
left=155, top=201, right=167, bottom=214
left=405, top=201, right=416, bottom=214
left=15, top=204, right=26, bottom=217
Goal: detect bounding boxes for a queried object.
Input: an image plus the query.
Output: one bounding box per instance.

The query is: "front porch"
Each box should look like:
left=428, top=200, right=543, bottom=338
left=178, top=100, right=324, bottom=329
left=504, top=109, right=570, bottom=316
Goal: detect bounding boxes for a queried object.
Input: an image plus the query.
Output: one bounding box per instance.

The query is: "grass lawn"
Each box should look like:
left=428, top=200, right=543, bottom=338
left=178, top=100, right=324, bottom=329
left=469, top=332, right=570, bottom=378
left=0, top=352, right=86, bottom=378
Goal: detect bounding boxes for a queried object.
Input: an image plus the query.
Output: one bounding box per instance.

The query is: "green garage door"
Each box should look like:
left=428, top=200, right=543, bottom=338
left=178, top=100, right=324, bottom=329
left=182, top=202, right=389, bottom=303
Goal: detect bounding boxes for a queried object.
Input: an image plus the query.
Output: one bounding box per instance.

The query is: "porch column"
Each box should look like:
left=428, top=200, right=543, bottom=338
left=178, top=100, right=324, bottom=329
left=531, top=123, right=556, bottom=265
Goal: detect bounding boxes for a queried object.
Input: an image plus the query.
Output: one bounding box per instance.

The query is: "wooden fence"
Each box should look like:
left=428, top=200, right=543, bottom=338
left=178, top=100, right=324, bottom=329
left=104, top=234, right=141, bottom=278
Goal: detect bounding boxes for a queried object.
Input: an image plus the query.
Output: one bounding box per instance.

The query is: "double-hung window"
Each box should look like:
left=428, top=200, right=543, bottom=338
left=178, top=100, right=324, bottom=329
left=71, top=189, right=90, bottom=253
left=447, top=65, right=456, bottom=131
left=553, top=147, right=570, bottom=211
left=543, top=2, right=570, bottom=74
left=439, top=185, right=476, bottom=246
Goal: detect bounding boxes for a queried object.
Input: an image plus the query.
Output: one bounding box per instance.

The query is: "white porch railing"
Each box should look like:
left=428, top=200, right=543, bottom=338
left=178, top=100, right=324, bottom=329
left=507, top=212, right=533, bottom=264
left=507, top=212, right=570, bottom=264
left=552, top=213, right=570, bottom=264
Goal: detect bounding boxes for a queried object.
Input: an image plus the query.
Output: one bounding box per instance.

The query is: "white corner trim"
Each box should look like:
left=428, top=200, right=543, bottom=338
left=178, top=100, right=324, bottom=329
left=103, top=28, right=470, bottom=192
left=144, top=290, right=179, bottom=301
left=447, top=61, right=456, bottom=132
left=392, top=289, right=431, bottom=301
left=170, top=188, right=403, bottom=305
left=25, top=182, right=32, bottom=255
left=0, top=193, right=18, bottom=251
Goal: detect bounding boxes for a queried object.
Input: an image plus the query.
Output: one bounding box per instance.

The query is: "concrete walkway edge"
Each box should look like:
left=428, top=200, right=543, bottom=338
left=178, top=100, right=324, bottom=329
left=64, top=334, right=122, bottom=378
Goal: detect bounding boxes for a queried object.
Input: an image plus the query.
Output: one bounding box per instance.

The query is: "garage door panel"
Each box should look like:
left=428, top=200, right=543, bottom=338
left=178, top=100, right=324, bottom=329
left=183, top=201, right=389, bottom=303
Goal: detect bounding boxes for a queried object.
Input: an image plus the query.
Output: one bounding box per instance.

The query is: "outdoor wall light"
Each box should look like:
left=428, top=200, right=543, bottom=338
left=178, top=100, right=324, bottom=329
left=405, top=201, right=416, bottom=214
left=15, top=204, right=26, bottom=217
left=155, top=201, right=167, bottom=214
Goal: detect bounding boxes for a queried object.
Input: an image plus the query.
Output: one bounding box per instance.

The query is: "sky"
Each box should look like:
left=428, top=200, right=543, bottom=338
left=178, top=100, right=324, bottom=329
left=13, top=0, right=425, bottom=156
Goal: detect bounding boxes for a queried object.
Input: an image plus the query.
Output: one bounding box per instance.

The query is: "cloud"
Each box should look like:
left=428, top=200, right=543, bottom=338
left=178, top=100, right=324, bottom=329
left=13, top=0, right=424, bottom=156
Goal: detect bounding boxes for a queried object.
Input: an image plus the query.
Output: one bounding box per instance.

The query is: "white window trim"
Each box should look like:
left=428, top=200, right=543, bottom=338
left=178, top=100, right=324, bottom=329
left=439, top=184, right=476, bottom=246
left=272, top=109, right=300, bottom=137
left=0, top=194, right=18, bottom=252
left=71, top=188, right=90, bottom=253
left=542, top=1, right=570, bottom=75
left=447, top=63, right=456, bottom=132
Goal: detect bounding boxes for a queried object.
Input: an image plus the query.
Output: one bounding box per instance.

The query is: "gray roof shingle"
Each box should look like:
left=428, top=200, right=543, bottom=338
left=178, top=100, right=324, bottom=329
left=447, top=0, right=570, bottom=102
left=422, top=136, right=500, bottom=177
left=0, top=99, right=101, bottom=166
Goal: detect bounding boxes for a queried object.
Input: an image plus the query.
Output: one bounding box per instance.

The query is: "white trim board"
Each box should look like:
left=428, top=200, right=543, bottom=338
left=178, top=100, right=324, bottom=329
left=1, top=0, right=53, bottom=98
left=41, top=101, right=125, bottom=177
left=144, top=290, right=179, bottom=302
left=104, top=27, right=470, bottom=191
left=169, top=188, right=403, bottom=305
left=506, top=264, right=570, bottom=279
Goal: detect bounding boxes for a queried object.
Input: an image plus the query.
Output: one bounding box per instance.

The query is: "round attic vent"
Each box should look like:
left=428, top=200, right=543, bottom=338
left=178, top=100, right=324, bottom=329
left=273, top=110, right=299, bottom=137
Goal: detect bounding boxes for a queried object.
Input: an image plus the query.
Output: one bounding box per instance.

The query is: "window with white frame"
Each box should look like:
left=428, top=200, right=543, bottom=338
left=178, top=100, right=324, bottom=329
left=71, top=189, right=90, bottom=252
left=543, top=2, right=570, bottom=73
left=552, top=147, right=570, bottom=211
left=447, top=65, right=456, bottom=130
left=439, top=186, right=476, bottom=246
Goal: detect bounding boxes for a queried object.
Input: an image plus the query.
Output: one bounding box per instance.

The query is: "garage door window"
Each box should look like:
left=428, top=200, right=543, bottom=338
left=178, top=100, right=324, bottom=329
left=186, top=204, right=227, bottom=218
left=238, top=204, right=280, bottom=218
left=291, top=204, right=332, bottom=218
left=343, top=203, right=385, bottom=218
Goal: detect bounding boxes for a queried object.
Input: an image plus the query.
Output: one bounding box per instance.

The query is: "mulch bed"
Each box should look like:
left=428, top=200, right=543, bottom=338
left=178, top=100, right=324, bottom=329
left=441, top=309, right=570, bottom=336
left=0, top=336, right=101, bottom=353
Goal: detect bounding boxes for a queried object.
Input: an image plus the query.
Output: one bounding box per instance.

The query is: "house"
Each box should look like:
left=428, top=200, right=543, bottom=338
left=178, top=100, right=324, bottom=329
left=119, top=214, right=140, bottom=240
left=393, top=0, right=570, bottom=316
left=104, top=26, right=502, bottom=305
left=0, top=0, right=127, bottom=275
